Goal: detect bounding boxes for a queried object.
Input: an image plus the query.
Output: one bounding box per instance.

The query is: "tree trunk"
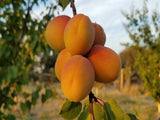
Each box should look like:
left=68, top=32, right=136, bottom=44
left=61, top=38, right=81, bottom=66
left=158, top=102, right=160, bottom=117
left=120, top=68, right=124, bottom=91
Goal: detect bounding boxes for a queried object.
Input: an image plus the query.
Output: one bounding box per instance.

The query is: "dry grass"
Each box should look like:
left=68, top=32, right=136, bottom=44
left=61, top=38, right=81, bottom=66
left=12, top=82, right=158, bottom=120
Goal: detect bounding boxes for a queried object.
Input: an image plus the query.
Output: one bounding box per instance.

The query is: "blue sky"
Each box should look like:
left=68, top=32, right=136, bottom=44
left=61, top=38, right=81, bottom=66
left=60, top=0, right=160, bottom=53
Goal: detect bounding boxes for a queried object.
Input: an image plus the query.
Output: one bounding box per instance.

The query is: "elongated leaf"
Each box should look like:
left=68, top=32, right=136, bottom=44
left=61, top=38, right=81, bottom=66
left=41, top=94, right=47, bottom=103
left=26, top=100, right=31, bottom=111
left=59, top=0, right=69, bottom=10
left=78, top=103, right=89, bottom=120
left=20, top=102, right=27, bottom=112
left=45, top=89, right=53, bottom=98
left=94, top=103, right=106, bottom=120
left=103, top=102, right=115, bottom=120
left=127, top=113, right=139, bottom=120
left=31, top=91, right=39, bottom=105
left=104, top=99, right=133, bottom=120
left=60, top=99, right=82, bottom=120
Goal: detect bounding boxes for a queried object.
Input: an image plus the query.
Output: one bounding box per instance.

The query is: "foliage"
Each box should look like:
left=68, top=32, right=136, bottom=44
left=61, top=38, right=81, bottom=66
left=0, top=0, right=66, bottom=119
left=60, top=98, right=138, bottom=120
left=60, top=99, right=82, bottom=120
left=119, top=47, right=136, bottom=68
left=59, top=0, right=69, bottom=10
left=123, top=0, right=160, bottom=102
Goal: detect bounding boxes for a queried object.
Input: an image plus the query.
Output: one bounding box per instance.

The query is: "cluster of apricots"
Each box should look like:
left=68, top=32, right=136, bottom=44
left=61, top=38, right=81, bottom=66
left=45, top=14, right=121, bottom=102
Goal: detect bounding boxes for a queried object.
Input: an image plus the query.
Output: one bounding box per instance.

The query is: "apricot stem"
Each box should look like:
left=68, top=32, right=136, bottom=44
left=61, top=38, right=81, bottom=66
left=89, top=91, right=106, bottom=120
left=97, top=101, right=104, bottom=107
left=97, top=97, right=105, bottom=104
left=89, top=91, right=105, bottom=108
left=89, top=103, right=95, bottom=120
left=69, top=0, right=77, bottom=16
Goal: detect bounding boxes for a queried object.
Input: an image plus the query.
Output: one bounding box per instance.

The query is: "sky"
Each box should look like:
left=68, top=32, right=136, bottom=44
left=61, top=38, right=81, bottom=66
left=60, top=0, right=160, bottom=53
left=32, top=0, right=160, bottom=54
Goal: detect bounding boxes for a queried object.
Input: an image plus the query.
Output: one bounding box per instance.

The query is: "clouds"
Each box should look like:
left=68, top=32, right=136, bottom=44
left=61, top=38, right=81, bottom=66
left=61, top=0, right=160, bottom=53
left=61, top=0, right=131, bottom=53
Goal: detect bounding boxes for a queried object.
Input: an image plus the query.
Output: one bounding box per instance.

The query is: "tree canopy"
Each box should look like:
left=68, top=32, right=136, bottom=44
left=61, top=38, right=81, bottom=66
left=123, top=0, right=160, bottom=102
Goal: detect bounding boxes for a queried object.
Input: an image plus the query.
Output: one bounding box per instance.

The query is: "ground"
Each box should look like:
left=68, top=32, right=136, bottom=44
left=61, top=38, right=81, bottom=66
left=12, top=82, right=158, bottom=120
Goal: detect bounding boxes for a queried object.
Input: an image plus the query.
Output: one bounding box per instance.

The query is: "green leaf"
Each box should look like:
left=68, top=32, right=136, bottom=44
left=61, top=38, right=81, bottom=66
left=8, top=66, right=18, bottom=80
left=31, top=91, right=39, bottom=105
left=78, top=103, right=89, bottom=120
left=127, top=113, right=139, bottom=120
left=93, top=103, right=106, bottom=120
left=11, top=91, right=17, bottom=97
left=60, top=99, right=82, bottom=120
left=23, top=92, right=30, bottom=99
left=26, top=100, right=32, bottom=111
left=36, top=85, right=42, bottom=92
left=41, top=89, right=54, bottom=103
left=20, top=102, right=27, bottom=112
left=86, top=102, right=106, bottom=120
left=41, top=94, right=47, bottom=103
left=4, top=97, right=16, bottom=109
left=16, top=84, right=22, bottom=93
left=104, top=99, right=131, bottom=120
left=6, top=114, right=16, bottom=120
left=59, top=0, right=70, bottom=10
left=45, top=89, right=53, bottom=98
left=103, top=102, right=115, bottom=120
left=7, top=97, right=16, bottom=105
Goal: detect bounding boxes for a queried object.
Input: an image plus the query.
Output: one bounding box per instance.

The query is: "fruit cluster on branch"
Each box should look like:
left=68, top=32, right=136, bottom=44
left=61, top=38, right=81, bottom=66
left=45, top=13, right=121, bottom=102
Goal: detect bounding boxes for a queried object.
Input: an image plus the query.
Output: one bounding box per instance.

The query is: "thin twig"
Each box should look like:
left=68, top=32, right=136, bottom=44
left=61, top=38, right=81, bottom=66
left=97, top=101, right=104, bottom=107
left=96, top=97, right=105, bottom=104
left=69, top=0, right=77, bottom=16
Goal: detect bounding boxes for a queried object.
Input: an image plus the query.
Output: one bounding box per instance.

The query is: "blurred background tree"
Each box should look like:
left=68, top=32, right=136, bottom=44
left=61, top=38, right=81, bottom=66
left=0, top=0, right=68, bottom=119
left=122, top=0, right=160, bottom=116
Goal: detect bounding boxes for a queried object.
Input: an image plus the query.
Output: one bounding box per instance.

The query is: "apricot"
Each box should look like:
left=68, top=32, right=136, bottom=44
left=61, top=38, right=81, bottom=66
left=93, top=23, right=106, bottom=46
left=55, top=49, right=72, bottom=81
left=45, top=15, right=70, bottom=51
left=61, top=55, right=95, bottom=102
left=88, top=45, right=121, bottom=83
left=64, top=14, right=95, bottom=55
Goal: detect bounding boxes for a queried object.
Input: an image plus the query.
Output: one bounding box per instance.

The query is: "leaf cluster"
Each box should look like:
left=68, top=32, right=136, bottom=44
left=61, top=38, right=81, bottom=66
left=60, top=99, right=138, bottom=120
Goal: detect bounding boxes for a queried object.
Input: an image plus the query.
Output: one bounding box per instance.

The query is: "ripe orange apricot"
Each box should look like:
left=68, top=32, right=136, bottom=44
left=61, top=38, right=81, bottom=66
left=64, top=14, right=95, bottom=55
left=93, top=23, right=106, bottom=46
left=88, top=45, right=121, bottom=83
left=55, top=49, right=72, bottom=81
left=61, top=55, right=95, bottom=102
left=45, top=15, right=70, bottom=51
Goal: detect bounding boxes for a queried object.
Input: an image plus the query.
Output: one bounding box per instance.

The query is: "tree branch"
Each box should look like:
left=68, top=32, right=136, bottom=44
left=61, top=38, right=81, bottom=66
left=69, top=0, right=77, bottom=16
left=15, top=0, right=34, bottom=58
